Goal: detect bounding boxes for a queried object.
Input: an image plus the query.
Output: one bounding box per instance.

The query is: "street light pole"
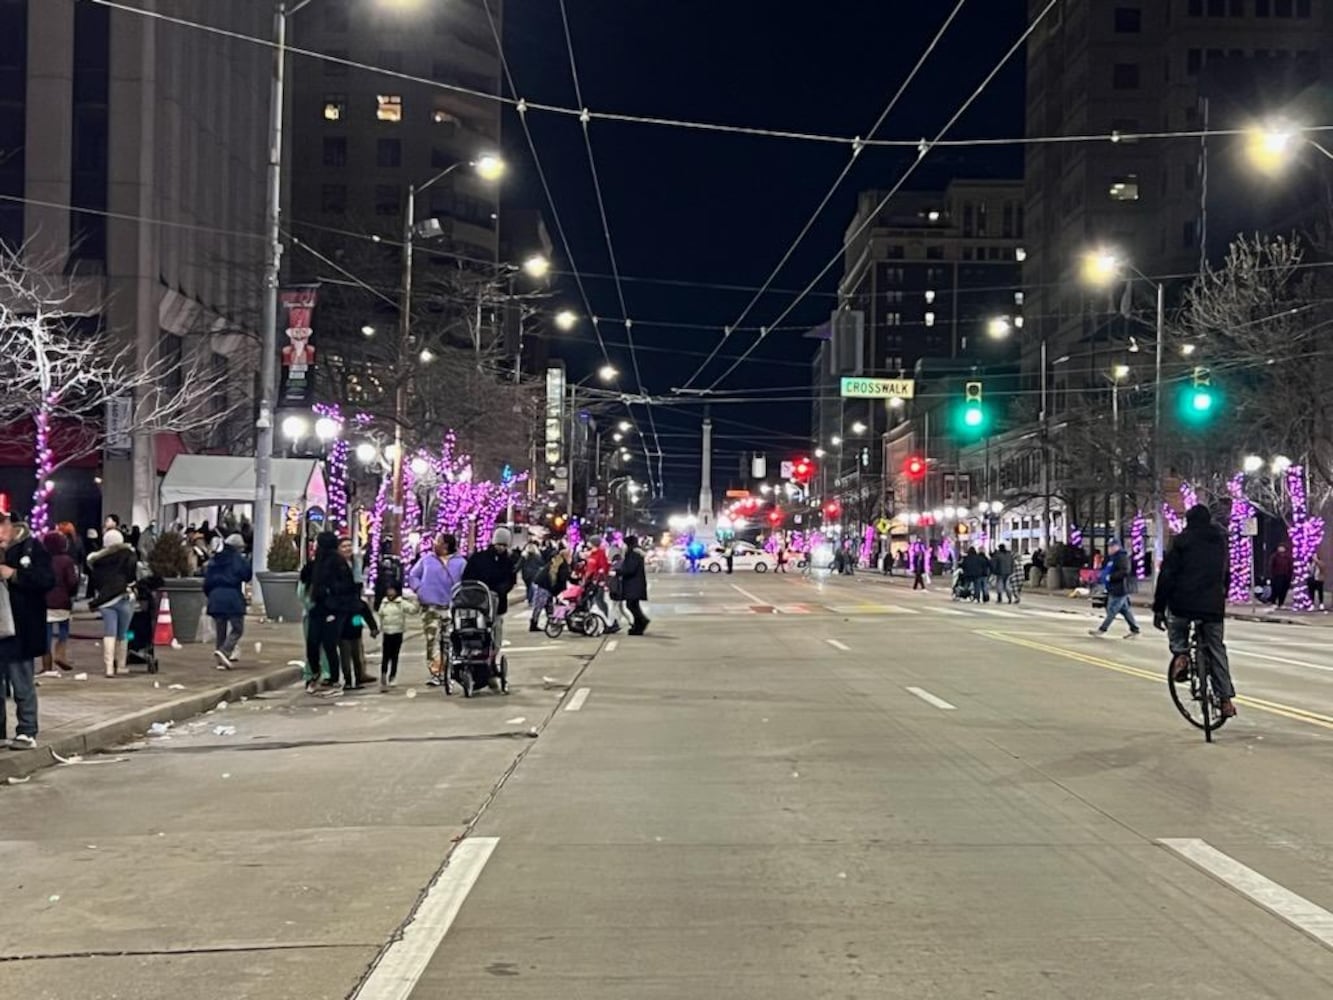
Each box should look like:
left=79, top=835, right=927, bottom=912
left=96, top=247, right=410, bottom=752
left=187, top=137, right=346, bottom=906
left=1040, top=337, right=1050, bottom=549
left=1151, top=280, right=1165, bottom=573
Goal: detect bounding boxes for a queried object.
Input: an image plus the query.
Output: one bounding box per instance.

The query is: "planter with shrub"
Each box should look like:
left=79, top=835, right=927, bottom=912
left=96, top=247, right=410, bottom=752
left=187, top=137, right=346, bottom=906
left=148, top=530, right=206, bottom=643
left=256, top=533, right=304, bottom=623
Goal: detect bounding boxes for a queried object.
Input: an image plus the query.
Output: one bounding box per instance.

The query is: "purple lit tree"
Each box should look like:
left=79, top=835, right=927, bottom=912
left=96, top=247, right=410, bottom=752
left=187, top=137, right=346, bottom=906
left=1284, top=466, right=1324, bottom=611
left=1227, top=475, right=1254, bottom=603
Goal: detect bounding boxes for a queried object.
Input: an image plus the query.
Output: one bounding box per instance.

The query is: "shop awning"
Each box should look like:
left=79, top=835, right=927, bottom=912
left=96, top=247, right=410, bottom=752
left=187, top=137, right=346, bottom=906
left=159, top=455, right=327, bottom=509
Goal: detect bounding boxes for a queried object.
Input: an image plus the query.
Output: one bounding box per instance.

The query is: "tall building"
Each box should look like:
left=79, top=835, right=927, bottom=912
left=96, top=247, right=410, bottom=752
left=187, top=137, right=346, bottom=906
left=1023, top=0, right=1333, bottom=403
left=289, top=0, right=503, bottom=267
left=1, top=0, right=269, bottom=527
left=815, top=180, right=1024, bottom=522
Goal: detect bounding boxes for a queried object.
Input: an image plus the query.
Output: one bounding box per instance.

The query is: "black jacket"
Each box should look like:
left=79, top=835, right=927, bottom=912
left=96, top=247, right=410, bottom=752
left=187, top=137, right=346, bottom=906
left=312, top=557, right=362, bottom=616
left=1153, top=522, right=1229, bottom=622
left=961, top=552, right=987, bottom=578
left=87, top=543, right=139, bottom=610
left=462, top=546, right=518, bottom=615
left=619, top=548, right=648, bottom=601
left=2, top=532, right=56, bottom=659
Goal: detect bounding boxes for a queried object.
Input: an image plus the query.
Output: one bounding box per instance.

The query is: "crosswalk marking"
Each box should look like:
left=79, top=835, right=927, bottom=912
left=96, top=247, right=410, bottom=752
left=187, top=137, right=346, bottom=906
left=972, top=607, right=1023, bottom=618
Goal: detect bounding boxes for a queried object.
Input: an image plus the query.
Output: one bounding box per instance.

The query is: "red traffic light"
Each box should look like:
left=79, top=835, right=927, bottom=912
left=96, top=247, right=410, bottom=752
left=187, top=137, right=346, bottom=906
left=824, top=501, right=841, bottom=518
left=768, top=509, right=783, bottom=526
left=792, top=457, right=814, bottom=484
left=904, top=455, right=927, bottom=480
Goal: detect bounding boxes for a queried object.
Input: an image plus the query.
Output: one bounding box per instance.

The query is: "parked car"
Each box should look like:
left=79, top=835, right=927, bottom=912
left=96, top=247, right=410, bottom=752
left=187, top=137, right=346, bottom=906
left=703, top=541, right=775, bottom=573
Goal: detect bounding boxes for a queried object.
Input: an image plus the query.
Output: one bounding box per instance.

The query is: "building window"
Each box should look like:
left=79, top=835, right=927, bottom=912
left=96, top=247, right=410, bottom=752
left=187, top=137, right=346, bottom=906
left=1183, top=219, right=1197, bottom=248
left=1109, top=175, right=1140, bottom=200
left=1014, top=291, right=1024, bottom=305
left=376, top=94, right=403, bottom=122
left=924, top=290, right=936, bottom=304
left=375, top=183, right=401, bottom=215
left=377, top=138, right=401, bottom=167
left=1016, top=247, right=1027, bottom=262
left=976, top=202, right=988, bottom=235
left=325, top=49, right=348, bottom=76
left=926, top=245, right=944, bottom=260
left=1002, top=202, right=1015, bottom=237
left=1186, top=49, right=1202, bottom=75
left=320, top=183, right=347, bottom=214
left=924, top=312, right=936, bottom=327
left=323, top=95, right=346, bottom=121
left=886, top=245, right=904, bottom=259
left=886, top=312, right=901, bottom=326
left=1114, top=7, right=1142, bottom=31
left=322, top=136, right=347, bottom=167
left=963, top=202, right=974, bottom=236
left=1113, top=63, right=1140, bottom=89
left=1185, top=162, right=1197, bottom=190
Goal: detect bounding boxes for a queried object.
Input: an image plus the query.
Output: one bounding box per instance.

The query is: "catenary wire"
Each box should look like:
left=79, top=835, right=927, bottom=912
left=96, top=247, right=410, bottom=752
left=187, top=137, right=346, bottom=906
left=676, top=0, right=969, bottom=392
left=703, top=0, right=1061, bottom=392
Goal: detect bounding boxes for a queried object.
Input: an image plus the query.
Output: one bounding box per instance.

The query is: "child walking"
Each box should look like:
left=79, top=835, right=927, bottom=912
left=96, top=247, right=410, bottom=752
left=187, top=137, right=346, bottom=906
left=377, top=584, right=413, bottom=691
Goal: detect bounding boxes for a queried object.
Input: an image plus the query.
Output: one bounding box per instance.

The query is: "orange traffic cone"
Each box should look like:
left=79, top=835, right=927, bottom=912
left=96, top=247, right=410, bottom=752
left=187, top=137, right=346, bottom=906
left=153, top=593, right=175, bottom=647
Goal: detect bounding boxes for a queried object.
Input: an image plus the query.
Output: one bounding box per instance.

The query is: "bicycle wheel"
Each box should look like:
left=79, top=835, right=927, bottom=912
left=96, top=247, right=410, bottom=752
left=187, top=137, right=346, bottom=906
left=1167, top=651, right=1208, bottom=730
left=1200, top=647, right=1229, bottom=738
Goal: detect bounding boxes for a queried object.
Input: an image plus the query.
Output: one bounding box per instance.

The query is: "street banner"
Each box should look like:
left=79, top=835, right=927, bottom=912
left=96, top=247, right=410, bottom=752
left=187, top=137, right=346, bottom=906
left=839, top=377, right=914, bottom=400
left=545, top=364, right=565, bottom=465
left=279, top=285, right=319, bottom=405
left=104, top=395, right=132, bottom=458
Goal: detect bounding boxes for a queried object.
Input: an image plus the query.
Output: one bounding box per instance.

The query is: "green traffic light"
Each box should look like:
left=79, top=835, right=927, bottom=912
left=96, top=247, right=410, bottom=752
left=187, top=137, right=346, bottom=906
left=1177, top=383, right=1220, bottom=426
left=964, top=406, right=984, bottom=427
left=1191, top=391, right=1213, bottom=412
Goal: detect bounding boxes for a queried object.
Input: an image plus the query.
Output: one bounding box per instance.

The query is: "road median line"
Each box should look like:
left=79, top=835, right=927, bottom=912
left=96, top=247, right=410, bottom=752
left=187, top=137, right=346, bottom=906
left=979, top=630, right=1333, bottom=733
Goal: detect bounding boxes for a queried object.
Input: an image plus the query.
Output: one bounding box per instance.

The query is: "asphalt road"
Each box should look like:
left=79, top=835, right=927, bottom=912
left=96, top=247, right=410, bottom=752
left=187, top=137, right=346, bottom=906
left=6, top=570, right=1333, bottom=999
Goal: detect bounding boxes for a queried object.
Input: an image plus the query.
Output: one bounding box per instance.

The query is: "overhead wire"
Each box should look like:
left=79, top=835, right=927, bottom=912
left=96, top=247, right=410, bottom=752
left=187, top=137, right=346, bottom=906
left=702, top=0, right=1060, bottom=392
left=556, top=0, right=665, bottom=497
left=676, top=0, right=969, bottom=392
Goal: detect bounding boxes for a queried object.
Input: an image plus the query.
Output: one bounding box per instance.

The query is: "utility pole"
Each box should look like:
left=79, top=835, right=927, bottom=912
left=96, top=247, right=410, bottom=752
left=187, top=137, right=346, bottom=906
left=252, top=1, right=289, bottom=580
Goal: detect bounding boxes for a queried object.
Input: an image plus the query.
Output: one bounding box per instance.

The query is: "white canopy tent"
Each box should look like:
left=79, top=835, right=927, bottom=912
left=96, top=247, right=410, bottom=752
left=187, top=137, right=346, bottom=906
left=159, top=455, right=328, bottom=524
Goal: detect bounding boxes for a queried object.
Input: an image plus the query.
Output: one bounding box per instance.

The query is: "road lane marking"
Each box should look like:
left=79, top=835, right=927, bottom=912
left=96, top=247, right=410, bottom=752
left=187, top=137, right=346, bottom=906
left=1159, top=839, right=1333, bottom=951
left=500, top=645, right=563, bottom=653
left=906, top=686, right=957, bottom=711
left=354, top=836, right=499, bottom=1000
left=927, top=607, right=971, bottom=616
left=826, top=639, right=851, bottom=652
left=973, top=607, right=1023, bottom=618
left=980, top=630, right=1333, bottom=732
left=606, top=639, right=619, bottom=653
left=564, top=687, right=592, bottom=711
left=730, top=583, right=769, bottom=605
left=1223, top=647, right=1333, bottom=674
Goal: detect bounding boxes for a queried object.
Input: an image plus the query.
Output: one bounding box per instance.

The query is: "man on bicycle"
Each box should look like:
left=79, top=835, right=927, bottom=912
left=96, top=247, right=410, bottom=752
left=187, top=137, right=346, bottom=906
left=1152, top=503, right=1237, bottom=717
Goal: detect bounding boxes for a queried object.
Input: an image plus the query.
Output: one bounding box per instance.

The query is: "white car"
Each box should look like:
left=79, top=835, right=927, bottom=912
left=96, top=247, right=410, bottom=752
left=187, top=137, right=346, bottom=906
left=703, top=541, right=775, bottom=573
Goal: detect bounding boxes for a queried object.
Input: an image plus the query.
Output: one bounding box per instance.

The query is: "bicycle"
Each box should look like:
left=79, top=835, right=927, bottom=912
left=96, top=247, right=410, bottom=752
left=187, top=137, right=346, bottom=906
left=1166, top=619, right=1230, bottom=742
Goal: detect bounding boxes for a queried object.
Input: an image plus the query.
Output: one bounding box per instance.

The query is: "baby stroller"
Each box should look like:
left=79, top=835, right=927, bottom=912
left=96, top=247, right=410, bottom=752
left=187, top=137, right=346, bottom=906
left=446, top=581, right=508, bottom=697
left=127, top=576, right=163, bottom=674
left=544, top=580, right=606, bottom=638
left=950, top=568, right=973, bottom=603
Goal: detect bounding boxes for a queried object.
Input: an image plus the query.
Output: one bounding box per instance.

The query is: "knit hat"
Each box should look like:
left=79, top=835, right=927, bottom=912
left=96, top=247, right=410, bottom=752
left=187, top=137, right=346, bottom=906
left=225, top=533, right=245, bottom=549
left=491, top=526, right=513, bottom=547
left=104, top=529, right=125, bottom=547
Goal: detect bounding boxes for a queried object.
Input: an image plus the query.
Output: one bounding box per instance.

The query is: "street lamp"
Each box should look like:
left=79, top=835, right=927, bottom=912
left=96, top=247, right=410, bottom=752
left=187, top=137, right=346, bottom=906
left=618, top=420, right=631, bottom=432
left=814, top=447, right=826, bottom=458
left=986, top=316, right=1013, bottom=339
left=1242, top=454, right=1265, bottom=474
left=599, top=364, right=619, bottom=382
left=355, top=441, right=378, bottom=464
left=1272, top=454, right=1293, bottom=474
left=281, top=414, right=309, bottom=443
left=523, top=254, right=552, bottom=280
left=409, top=456, right=430, bottom=476
left=473, top=152, right=506, bottom=181
left=314, top=415, right=340, bottom=442
left=555, top=309, right=579, bottom=331
left=831, top=435, right=842, bottom=447
left=361, top=324, right=376, bottom=337
left=1112, top=363, right=1131, bottom=381
left=1082, top=247, right=1167, bottom=570
left=851, top=421, right=867, bottom=434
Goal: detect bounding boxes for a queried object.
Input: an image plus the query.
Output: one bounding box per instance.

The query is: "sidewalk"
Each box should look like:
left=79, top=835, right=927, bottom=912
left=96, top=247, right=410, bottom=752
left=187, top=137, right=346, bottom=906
left=861, top=569, right=1332, bottom=626
left=1, top=616, right=306, bottom=785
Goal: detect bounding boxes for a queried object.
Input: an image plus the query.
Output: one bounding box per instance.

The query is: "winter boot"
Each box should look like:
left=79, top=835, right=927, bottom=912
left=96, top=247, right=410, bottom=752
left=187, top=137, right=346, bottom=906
left=102, top=636, right=117, bottom=678
left=114, top=638, right=129, bottom=676
left=54, top=638, right=72, bottom=670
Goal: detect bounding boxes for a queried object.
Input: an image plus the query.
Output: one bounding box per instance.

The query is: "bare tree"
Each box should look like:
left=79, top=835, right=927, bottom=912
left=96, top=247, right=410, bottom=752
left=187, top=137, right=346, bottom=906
left=0, top=247, right=234, bottom=527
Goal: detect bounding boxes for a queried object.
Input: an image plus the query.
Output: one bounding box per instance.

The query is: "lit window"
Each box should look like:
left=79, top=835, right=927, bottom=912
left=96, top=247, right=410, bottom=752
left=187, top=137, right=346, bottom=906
left=1014, top=291, right=1024, bottom=305
left=924, top=312, right=936, bottom=327
left=925, top=290, right=936, bottom=304
left=376, top=95, right=403, bottom=122
left=323, top=95, right=346, bottom=121
left=1014, top=316, right=1025, bottom=329
left=1016, top=247, right=1027, bottom=262
left=1109, top=175, right=1140, bottom=201
left=927, top=210, right=941, bottom=222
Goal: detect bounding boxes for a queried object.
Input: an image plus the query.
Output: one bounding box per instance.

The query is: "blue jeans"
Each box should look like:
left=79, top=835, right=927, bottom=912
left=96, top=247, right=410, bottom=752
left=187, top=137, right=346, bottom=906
left=1, top=657, right=38, bottom=739
left=1098, top=594, right=1140, bottom=633
left=975, top=576, right=989, bottom=602
left=99, top=596, right=135, bottom=639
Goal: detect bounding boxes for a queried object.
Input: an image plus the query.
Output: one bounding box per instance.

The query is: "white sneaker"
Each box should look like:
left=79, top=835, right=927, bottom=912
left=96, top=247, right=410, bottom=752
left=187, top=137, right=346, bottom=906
left=213, top=650, right=232, bottom=670
left=1124, top=632, right=1141, bottom=639
left=9, top=734, right=36, bottom=750
left=1088, top=629, right=1105, bottom=637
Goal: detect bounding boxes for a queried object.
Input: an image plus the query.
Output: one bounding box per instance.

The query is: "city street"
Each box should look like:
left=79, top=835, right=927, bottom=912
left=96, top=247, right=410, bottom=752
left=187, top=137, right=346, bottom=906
left=6, top=572, right=1333, bottom=998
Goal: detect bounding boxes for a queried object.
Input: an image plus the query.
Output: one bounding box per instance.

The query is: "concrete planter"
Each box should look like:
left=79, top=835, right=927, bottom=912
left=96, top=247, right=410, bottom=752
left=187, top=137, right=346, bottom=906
left=256, top=571, right=304, bottom=624
left=160, top=577, right=207, bottom=643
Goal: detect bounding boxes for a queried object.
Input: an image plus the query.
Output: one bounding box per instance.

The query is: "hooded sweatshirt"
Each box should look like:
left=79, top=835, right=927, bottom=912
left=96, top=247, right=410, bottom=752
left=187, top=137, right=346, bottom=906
left=42, top=530, right=80, bottom=612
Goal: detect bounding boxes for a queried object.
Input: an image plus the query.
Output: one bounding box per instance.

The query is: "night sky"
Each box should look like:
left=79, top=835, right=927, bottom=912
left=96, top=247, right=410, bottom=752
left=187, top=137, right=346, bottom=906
left=501, top=1, right=1028, bottom=505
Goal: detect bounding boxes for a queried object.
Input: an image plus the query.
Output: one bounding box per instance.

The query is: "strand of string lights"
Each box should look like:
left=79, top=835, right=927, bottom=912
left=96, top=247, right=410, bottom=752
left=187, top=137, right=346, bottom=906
left=677, top=0, right=969, bottom=392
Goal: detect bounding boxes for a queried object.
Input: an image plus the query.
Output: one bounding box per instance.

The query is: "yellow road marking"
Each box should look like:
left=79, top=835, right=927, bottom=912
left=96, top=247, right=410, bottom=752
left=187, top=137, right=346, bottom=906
left=978, top=630, right=1333, bottom=733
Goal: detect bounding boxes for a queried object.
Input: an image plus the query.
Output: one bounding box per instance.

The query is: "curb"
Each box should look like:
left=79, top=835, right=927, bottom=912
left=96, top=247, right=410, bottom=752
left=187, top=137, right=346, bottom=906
left=0, top=663, right=303, bottom=786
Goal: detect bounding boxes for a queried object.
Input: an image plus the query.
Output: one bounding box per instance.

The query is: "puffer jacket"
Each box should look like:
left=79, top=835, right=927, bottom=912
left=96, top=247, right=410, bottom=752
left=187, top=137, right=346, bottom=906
left=87, top=543, right=139, bottom=609
left=42, top=531, right=80, bottom=612
left=203, top=546, right=252, bottom=616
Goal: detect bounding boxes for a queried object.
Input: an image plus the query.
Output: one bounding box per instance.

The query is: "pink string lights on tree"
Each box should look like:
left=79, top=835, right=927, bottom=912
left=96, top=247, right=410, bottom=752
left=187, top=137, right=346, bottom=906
left=1227, top=475, right=1254, bottom=603
left=860, top=524, right=875, bottom=566
left=1130, top=510, right=1148, bottom=580
left=1284, top=465, right=1324, bottom=612
left=313, top=404, right=348, bottom=534
left=29, top=391, right=58, bottom=535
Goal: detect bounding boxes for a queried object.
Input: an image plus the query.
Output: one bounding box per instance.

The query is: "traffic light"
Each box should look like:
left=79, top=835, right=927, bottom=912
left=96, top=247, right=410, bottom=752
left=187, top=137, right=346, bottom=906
left=792, top=457, right=814, bottom=484
left=1178, top=366, right=1219, bottom=426
left=768, top=509, right=783, bottom=527
left=904, top=455, right=927, bottom=481
left=824, top=500, right=841, bottom=518
left=956, top=380, right=990, bottom=438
